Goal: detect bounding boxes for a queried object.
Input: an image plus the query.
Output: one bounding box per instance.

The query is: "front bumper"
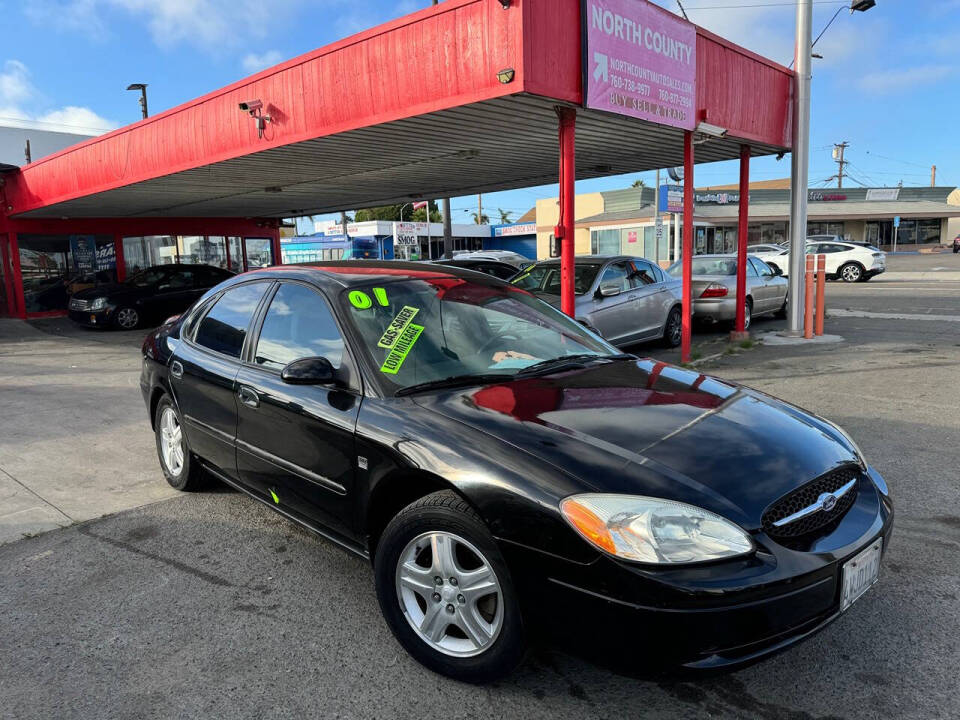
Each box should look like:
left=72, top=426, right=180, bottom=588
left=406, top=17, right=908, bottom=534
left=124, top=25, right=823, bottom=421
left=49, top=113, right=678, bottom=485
left=500, top=468, right=894, bottom=671
left=68, top=308, right=113, bottom=327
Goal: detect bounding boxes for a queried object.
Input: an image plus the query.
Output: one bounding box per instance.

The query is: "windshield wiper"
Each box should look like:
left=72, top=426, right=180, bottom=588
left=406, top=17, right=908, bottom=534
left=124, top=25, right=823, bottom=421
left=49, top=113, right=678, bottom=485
left=395, top=373, right=509, bottom=397
left=516, top=353, right=635, bottom=378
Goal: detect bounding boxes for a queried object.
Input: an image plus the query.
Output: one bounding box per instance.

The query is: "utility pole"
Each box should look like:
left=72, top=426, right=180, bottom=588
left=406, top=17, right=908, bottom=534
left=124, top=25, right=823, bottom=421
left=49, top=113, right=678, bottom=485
left=786, top=0, right=812, bottom=336
left=931, top=165, right=937, bottom=187
left=832, top=141, right=848, bottom=189
left=340, top=210, right=349, bottom=250
left=477, top=193, right=483, bottom=223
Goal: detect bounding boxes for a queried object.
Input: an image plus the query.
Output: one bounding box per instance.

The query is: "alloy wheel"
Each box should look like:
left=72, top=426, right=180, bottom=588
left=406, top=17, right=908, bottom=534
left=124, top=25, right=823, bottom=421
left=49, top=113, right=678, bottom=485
left=841, top=264, right=862, bottom=282
left=395, top=531, right=503, bottom=657
left=744, top=300, right=752, bottom=330
left=117, top=307, right=139, bottom=329
left=159, top=407, right=184, bottom=477
left=667, top=308, right=682, bottom=345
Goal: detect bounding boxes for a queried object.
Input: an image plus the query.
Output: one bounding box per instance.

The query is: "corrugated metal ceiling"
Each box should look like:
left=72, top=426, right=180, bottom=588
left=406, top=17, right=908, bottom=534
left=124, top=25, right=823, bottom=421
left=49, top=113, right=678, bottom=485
left=17, top=95, right=784, bottom=220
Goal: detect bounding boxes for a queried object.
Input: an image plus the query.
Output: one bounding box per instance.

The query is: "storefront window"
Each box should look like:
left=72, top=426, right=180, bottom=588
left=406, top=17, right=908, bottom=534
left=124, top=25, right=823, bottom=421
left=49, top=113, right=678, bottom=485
left=18, top=234, right=115, bottom=313
left=122, top=236, right=177, bottom=276
left=244, top=238, right=273, bottom=269
left=227, top=237, right=244, bottom=272
left=807, top=222, right=844, bottom=238
left=181, top=236, right=228, bottom=268
left=591, top=229, right=620, bottom=255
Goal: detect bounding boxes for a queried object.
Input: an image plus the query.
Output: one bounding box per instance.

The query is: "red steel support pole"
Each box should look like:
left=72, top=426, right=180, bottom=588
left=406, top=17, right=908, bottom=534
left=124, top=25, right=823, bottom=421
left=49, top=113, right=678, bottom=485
left=557, top=107, right=577, bottom=317
left=804, top=254, right=815, bottom=339
left=815, top=253, right=826, bottom=336
left=113, top=232, right=126, bottom=282
left=681, top=130, right=694, bottom=362
left=734, top=145, right=750, bottom=335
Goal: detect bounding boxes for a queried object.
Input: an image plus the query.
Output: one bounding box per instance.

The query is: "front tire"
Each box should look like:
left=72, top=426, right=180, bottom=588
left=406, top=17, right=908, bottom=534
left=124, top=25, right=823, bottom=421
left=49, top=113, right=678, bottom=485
left=115, top=306, right=140, bottom=330
left=839, top=262, right=864, bottom=283
left=374, top=491, right=526, bottom=683
left=154, top=395, right=205, bottom=491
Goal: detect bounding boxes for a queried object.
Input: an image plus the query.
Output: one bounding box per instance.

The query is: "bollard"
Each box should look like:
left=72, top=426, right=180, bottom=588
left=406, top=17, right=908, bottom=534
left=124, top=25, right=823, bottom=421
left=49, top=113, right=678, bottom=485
left=804, top=254, right=815, bottom=339
left=815, top=253, right=826, bottom=336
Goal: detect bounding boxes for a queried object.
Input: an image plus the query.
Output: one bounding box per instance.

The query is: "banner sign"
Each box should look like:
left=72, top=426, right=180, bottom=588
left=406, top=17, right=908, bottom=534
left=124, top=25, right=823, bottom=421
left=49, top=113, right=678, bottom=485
left=808, top=192, right=847, bottom=202
left=584, top=0, right=696, bottom=130
left=69, top=235, right=96, bottom=274
left=866, top=188, right=900, bottom=201
left=494, top=223, right=537, bottom=237
left=393, top=222, right=420, bottom=245
left=695, top=192, right=743, bottom=205
left=658, top=184, right=683, bottom=213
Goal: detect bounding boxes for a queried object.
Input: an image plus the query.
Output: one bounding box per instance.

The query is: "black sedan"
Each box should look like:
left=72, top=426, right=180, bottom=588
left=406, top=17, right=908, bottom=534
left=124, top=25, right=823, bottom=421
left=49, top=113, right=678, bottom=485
left=432, top=258, right=519, bottom=281
left=140, top=261, right=892, bottom=683
left=69, top=264, right=234, bottom=329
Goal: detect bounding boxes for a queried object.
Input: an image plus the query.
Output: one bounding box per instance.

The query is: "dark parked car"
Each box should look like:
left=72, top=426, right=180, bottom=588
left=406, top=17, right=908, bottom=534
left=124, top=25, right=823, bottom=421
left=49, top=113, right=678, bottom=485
left=433, top=258, right=519, bottom=281
left=140, top=261, right=892, bottom=683
left=69, top=264, right=235, bottom=329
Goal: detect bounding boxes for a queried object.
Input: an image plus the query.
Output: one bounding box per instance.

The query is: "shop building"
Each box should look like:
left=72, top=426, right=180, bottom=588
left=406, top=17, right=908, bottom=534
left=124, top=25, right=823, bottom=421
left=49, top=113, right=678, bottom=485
left=534, top=182, right=960, bottom=264
left=486, top=222, right=537, bottom=258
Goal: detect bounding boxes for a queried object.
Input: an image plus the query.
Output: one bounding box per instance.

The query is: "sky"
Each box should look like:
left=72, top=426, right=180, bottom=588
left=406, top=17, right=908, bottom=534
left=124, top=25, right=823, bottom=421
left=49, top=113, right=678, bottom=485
left=1, top=0, right=957, bottom=230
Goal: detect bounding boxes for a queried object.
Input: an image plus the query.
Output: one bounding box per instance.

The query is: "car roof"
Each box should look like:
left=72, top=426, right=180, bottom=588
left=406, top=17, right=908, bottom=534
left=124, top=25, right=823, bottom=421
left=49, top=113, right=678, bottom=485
left=533, top=255, right=634, bottom=265
left=434, top=258, right=515, bottom=268
left=232, top=260, right=503, bottom=290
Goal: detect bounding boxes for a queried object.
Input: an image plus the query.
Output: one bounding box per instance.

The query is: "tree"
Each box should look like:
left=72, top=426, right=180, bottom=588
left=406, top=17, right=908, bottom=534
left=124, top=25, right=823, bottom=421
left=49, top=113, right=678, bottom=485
left=497, top=208, right=513, bottom=224
left=410, top=200, right=442, bottom=223
left=631, top=179, right=647, bottom=189
left=471, top=211, right=490, bottom=224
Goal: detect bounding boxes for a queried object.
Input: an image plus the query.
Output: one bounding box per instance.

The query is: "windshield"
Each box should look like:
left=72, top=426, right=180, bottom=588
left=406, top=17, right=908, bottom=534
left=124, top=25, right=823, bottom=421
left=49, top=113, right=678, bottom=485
left=667, top=258, right=737, bottom=277
left=510, top=263, right=602, bottom=295
left=125, top=268, right=168, bottom=287
left=340, top=276, right=617, bottom=393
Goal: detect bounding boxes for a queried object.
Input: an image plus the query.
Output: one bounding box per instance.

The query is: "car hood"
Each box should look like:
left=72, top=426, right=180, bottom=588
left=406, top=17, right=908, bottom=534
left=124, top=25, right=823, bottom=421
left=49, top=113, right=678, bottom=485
left=412, top=358, right=859, bottom=528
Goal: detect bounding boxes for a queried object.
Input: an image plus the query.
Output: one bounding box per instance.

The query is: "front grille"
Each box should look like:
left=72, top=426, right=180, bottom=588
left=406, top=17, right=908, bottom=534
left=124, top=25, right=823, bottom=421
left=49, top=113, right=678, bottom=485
left=69, top=298, right=92, bottom=311
left=762, top=465, right=861, bottom=541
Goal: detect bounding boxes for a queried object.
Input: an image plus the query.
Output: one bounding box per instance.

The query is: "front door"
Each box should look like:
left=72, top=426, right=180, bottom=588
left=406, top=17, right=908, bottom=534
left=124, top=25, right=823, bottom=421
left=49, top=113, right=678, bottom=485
left=234, top=281, right=360, bottom=538
left=588, top=261, right=637, bottom=343
left=171, top=281, right=271, bottom=476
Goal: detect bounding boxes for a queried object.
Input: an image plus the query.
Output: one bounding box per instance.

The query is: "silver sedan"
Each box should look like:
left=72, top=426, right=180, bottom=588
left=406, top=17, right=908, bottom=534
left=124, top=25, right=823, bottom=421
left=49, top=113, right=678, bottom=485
left=667, top=254, right=788, bottom=329
left=511, top=255, right=684, bottom=347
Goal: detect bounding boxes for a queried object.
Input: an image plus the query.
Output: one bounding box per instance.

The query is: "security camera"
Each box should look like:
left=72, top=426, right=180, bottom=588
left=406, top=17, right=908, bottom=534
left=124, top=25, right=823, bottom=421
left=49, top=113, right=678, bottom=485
left=238, top=100, right=263, bottom=113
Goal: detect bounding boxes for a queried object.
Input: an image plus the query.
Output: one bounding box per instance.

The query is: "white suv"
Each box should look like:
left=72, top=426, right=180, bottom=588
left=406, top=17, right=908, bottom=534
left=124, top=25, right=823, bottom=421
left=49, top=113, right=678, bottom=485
left=805, top=240, right=886, bottom=282
left=746, top=243, right=789, bottom=273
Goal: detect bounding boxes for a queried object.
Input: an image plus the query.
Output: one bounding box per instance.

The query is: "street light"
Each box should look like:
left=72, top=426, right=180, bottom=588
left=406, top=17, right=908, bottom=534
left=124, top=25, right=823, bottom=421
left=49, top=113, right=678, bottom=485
left=786, top=0, right=874, bottom=335
left=126, top=83, right=148, bottom=120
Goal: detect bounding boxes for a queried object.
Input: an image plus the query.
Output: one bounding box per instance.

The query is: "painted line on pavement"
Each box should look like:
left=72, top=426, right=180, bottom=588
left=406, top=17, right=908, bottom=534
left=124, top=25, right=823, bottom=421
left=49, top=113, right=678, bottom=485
left=830, top=309, right=960, bottom=322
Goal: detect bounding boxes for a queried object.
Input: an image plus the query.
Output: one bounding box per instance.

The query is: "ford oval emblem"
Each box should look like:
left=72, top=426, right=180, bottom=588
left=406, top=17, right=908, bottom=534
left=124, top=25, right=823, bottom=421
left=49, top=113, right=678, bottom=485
left=821, top=494, right=838, bottom=512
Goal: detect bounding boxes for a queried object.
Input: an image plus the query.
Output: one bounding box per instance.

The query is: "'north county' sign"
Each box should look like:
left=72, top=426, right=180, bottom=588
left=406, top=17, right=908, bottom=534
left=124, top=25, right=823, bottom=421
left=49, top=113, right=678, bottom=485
left=584, top=0, right=696, bottom=130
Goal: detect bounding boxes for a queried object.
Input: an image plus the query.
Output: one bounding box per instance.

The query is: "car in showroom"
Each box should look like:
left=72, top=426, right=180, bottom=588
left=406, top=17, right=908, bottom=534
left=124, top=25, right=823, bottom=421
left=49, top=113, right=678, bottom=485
left=140, top=261, right=892, bottom=683
left=69, top=264, right=235, bottom=329
left=667, top=254, right=788, bottom=329
left=511, top=255, right=684, bottom=347
left=806, top=240, right=886, bottom=282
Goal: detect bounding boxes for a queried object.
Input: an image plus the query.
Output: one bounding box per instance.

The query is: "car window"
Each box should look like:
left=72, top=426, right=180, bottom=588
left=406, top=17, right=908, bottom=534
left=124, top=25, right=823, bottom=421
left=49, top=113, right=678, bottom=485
left=160, top=269, right=194, bottom=290
left=481, top=264, right=518, bottom=281
left=194, top=266, right=230, bottom=287
left=254, top=283, right=345, bottom=371
left=512, top=263, right=601, bottom=295
left=746, top=260, right=759, bottom=277
left=125, top=267, right=169, bottom=288
left=749, top=258, right=773, bottom=277
left=193, top=282, right=270, bottom=358
left=599, top=263, right=631, bottom=291
left=629, top=260, right=658, bottom=286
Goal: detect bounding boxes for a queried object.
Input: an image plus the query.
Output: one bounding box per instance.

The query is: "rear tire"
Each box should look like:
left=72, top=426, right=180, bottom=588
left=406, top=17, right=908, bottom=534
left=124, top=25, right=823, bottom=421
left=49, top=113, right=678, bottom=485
left=154, top=395, right=205, bottom=491
left=662, top=306, right=683, bottom=347
left=374, top=491, right=526, bottom=683
left=775, top=292, right=788, bottom=318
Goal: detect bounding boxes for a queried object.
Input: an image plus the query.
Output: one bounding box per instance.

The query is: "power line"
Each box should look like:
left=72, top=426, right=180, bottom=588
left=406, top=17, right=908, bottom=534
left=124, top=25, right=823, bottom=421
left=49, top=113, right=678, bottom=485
left=863, top=150, right=930, bottom=169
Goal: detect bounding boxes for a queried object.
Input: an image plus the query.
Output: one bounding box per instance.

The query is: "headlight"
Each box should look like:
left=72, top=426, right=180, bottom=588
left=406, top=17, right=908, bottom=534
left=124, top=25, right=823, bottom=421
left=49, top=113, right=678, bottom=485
left=90, top=297, right=108, bottom=310
left=560, top=494, right=754, bottom=564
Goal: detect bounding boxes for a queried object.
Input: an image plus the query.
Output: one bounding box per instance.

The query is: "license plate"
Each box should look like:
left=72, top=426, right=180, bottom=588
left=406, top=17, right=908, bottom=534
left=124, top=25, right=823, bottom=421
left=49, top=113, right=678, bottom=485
left=840, top=538, right=882, bottom=611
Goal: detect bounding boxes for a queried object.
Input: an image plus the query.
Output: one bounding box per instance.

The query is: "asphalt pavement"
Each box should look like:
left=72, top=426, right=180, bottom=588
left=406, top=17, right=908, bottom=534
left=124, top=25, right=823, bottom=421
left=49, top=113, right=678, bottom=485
left=1, top=260, right=959, bottom=719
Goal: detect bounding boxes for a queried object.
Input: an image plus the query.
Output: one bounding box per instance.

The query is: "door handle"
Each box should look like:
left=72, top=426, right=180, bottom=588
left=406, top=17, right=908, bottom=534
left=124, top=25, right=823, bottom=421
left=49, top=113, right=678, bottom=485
left=170, top=361, right=184, bottom=379
left=238, top=385, right=260, bottom=409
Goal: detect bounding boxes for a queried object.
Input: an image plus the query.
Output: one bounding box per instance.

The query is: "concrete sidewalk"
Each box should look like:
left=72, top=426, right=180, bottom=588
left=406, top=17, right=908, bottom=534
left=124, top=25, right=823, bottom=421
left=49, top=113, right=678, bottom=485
left=0, top=319, right=176, bottom=545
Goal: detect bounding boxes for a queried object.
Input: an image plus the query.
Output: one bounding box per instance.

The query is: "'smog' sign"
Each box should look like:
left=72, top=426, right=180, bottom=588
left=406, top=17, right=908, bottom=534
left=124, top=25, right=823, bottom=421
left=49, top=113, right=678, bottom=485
left=584, top=0, right=696, bottom=130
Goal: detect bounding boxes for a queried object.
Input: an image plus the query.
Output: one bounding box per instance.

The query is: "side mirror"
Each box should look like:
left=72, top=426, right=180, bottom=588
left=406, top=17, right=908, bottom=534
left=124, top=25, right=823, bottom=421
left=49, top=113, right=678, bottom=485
left=597, top=282, right=621, bottom=298
left=771, top=266, right=783, bottom=276
left=281, top=356, right=338, bottom=385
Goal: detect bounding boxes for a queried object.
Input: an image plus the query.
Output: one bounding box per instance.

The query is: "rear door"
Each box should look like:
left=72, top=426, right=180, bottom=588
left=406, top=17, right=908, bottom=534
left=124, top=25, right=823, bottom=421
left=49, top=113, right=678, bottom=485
left=234, top=281, right=361, bottom=538
left=170, top=281, right=272, bottom=476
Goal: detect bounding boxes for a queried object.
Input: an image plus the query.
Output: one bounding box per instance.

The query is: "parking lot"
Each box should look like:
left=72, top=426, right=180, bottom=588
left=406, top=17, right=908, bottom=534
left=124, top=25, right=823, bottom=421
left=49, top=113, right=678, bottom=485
left=1, top=256, right=959, bottom=719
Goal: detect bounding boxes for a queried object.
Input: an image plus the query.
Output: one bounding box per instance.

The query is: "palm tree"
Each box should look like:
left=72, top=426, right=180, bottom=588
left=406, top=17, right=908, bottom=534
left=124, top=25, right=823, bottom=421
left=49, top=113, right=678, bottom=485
left=471, top=211, right=490, bottom=224
left=497, top=208, right=513, bottom=224
left=631, top=179, right=647, bottom=189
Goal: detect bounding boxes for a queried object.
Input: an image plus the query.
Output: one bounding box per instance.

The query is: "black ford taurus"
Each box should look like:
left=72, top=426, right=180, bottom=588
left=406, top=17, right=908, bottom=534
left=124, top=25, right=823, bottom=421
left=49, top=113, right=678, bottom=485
left=140, top=261, right=893, bottom=683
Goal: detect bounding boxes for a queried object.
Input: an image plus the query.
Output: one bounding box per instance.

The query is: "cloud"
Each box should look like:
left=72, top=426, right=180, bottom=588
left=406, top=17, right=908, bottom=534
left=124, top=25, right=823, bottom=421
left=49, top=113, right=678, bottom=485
left=242, top=50, right=285, bottom=74
left=24, top=0, right=313, bottom=51
left=859, top=64, right=952, bottom=95
left=0, top=59, right=115, bottom=135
